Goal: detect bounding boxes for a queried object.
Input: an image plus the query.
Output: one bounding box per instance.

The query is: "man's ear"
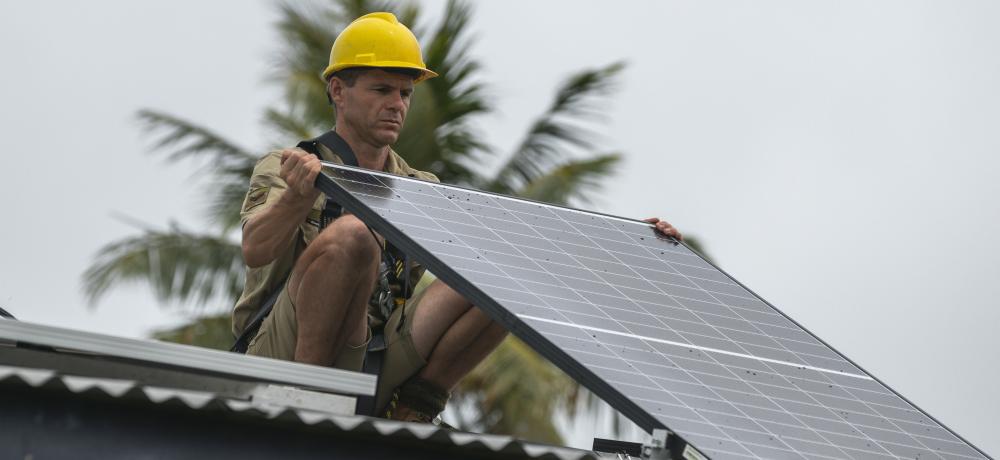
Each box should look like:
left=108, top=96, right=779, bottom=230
left=328, top=78, right=344, bottom=107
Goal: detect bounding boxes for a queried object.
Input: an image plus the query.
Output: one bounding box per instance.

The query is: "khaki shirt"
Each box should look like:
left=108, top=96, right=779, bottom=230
left=231, top=143, right=439, bottom=337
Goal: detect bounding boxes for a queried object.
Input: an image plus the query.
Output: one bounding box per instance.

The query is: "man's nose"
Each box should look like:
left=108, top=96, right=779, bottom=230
left=386, top=91, right=406, bottom=111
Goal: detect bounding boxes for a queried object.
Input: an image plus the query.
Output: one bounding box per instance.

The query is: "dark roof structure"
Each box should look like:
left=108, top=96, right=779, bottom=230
left=0, top=320, right=600, bottom=460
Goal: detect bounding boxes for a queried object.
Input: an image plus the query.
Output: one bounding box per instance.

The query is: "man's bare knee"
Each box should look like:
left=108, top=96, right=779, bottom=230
left=289, top=215, right=379, bottom=301
left=311, top=215, right=380, bottom=265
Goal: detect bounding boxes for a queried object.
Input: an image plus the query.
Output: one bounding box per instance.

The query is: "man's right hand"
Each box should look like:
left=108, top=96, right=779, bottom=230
left=280, top=148, right=322, bottom=203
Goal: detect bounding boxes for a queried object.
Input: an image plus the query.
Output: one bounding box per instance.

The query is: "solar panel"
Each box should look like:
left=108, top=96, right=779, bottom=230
left=316, top=163, right=989, bottom=460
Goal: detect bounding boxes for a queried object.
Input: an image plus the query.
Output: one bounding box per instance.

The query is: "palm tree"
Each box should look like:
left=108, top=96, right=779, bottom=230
left=84, top=0, right=637, bottom=445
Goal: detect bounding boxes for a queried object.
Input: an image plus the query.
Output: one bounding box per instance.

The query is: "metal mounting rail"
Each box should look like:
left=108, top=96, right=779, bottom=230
left=0, top=320, right=375, bottom=397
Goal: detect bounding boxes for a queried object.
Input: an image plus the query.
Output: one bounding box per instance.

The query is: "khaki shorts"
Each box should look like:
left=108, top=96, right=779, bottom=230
left=246, top=285, right=430, bottom=414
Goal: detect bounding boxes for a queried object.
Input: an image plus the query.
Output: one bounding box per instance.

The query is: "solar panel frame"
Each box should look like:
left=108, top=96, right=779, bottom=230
left=0, top=319, right=377, bottom=397
left=315, top=163, right=990, bottom=460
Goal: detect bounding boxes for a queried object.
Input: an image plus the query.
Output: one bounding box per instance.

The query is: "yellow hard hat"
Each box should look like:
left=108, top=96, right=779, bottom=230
left=322, top=12, right=437, bottom=83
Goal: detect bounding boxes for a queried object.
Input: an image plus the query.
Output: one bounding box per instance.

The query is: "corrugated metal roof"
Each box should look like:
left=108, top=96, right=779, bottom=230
left=0, top=363, right=598, bottom=460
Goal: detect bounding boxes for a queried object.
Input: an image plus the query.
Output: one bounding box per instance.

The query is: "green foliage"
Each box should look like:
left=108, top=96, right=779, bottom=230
left=452, top=336, right=579, bottom=443
left=489, top=63, right=625, bottom=197
left=395, top=0, right=491, bottom=183
left=683, top=235, right=713, bottom=264
left=82, top=223, right=244, bottom=308
left=518, top=154, right=621, bottom=205
left=153, top=313, right=234, bottom=350
left=136, top=110, right=257, bottom=231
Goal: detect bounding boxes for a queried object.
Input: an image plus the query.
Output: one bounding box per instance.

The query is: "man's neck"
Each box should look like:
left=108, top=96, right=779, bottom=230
left=334, top=124, right=390, bottom=171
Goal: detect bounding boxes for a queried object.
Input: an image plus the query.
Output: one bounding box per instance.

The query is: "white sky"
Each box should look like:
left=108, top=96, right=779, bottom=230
left=0, top=0, right=996, bottom=455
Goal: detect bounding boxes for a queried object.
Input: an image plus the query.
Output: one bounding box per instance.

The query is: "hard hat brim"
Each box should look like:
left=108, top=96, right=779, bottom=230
left=322, top=63, right=438, bottom=83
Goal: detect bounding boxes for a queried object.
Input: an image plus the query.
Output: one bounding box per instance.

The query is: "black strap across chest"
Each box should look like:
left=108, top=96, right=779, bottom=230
left=297, top=130, right=359, bottom=227
left=297, top=129, right=359, bottom=166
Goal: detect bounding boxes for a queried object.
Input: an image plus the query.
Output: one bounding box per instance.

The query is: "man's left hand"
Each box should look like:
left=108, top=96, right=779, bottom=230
left=643, top=217, right=683, bottom=241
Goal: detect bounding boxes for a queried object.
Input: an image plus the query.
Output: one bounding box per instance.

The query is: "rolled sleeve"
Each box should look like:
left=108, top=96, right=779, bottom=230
left=240, top=152, right=287, bottom=226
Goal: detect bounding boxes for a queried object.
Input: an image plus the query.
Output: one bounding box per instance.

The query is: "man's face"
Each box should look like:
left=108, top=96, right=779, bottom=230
left=332, top=69, right=415, bottom=147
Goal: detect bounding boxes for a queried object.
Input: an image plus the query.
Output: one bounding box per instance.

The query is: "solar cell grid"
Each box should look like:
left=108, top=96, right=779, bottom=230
left=318, top=163, right=988, bottom=460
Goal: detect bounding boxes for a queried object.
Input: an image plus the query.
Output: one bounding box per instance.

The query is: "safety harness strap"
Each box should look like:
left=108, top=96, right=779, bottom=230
left=355, top=330, right=387, bottom=416
left=229, top=282, right=284, bottom=354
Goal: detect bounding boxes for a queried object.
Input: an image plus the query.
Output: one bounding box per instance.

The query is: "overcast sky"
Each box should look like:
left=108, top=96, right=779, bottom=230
left=1, top=0, right=996, bottom=454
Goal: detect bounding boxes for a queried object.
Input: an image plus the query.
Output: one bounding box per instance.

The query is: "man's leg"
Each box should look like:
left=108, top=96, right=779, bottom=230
left=288, top=215, right=379, bottom=366
left=381, top=279, right=507, bottom=421
left=409, top=280, right=508, bottom=390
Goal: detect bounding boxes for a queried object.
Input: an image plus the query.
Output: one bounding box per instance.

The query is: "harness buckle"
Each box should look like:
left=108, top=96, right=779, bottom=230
left=372, top=260, right=395, bottom=319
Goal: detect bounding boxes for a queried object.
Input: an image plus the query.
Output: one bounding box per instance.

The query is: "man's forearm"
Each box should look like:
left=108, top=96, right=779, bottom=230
left=242, top=193, right=314, bottom=268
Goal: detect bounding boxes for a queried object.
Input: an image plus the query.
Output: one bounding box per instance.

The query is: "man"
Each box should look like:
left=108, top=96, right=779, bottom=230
left=232, top=12, right=683, bottom=423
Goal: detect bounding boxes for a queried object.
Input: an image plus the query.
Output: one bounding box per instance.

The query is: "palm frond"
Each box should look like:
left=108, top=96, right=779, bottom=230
left=137, top=109, right=255, bottom=167
left=203, top=174, right=254, bottom=232
left=517, top=153, right=622, bottom=206
left=263, top=107, right=318, bottom=145
left=393, top=0, right=491, bottom=183
left=152, top=313, right=234, bottom=350
left=683, top=235, right=713, bottom=263
left=489, top=62, right=625, bottom=195
left=134, top=110, right=260, bottom=230
left=82, top=223, right=244, bottom=309
left=270, top=1, right=341, bottom=132
left=336, top=0, right=397, bottom=22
